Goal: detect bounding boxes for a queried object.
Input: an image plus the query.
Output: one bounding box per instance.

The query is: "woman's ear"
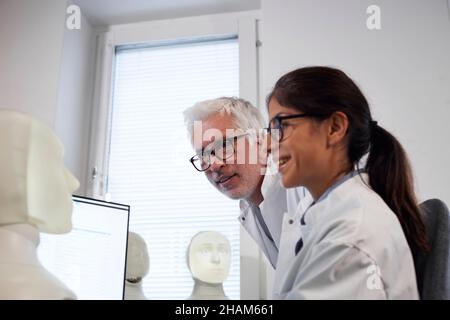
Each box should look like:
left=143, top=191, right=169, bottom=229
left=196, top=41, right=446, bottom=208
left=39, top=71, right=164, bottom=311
left=327, top=111, right=349, bottom=147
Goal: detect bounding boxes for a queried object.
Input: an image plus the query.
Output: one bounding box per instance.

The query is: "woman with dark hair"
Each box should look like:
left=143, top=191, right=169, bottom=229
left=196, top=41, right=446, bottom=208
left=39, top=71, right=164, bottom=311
left=267, top=66, right=427, bottom=299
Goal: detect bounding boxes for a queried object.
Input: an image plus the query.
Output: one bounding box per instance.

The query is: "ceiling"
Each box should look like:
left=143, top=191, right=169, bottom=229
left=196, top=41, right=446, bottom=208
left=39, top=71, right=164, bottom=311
left=73, top=0, right=261, bottom=26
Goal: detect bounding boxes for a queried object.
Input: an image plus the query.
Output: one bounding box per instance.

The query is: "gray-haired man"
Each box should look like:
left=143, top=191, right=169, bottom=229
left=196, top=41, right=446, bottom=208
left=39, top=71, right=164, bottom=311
left=184, top=97, right=308, bottom=268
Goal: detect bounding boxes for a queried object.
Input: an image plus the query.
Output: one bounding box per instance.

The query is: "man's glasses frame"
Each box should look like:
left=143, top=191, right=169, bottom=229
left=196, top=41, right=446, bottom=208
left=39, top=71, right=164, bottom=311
left=189, top=133, right=249, bottom=172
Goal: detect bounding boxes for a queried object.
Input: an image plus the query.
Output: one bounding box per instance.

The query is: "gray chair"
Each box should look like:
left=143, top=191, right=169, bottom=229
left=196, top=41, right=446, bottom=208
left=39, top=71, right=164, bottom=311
left=413, top=199, right=450, bottom=299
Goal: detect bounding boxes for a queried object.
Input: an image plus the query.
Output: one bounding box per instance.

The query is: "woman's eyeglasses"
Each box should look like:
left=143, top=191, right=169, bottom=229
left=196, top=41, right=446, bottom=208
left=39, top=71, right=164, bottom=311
left=266, top=113, right=316, bottom=142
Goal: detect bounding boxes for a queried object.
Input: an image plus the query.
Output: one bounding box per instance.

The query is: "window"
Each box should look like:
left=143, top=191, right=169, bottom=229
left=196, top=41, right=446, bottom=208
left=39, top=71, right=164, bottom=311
left=106, top=37, right=240, bottom=299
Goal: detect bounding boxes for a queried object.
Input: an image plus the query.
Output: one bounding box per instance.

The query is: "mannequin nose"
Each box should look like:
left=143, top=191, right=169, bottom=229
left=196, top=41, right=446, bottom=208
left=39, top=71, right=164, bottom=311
left=65, top=169, right=80, bottom=192
left=211, top=251, right=221, bottom=264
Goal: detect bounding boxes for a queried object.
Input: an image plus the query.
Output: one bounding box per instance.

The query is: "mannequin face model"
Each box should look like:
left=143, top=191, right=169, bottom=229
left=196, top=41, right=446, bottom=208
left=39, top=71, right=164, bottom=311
left=188, top=231, right=231, bottom=284
left=126, top=231, right=150, bottom=282
left=0, top=110, right=79, bottom=233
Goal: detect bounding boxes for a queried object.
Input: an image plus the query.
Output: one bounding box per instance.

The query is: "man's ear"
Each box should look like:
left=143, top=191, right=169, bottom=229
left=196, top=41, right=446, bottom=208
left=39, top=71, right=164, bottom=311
left=327, top=111, right=349, bottom=147
left=254, top=129, right=269, bottom=168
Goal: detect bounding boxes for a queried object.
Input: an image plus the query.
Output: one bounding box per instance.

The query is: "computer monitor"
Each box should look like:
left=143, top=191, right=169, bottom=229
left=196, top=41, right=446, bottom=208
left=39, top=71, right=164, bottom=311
left=37, top=196, right=130, bottom=300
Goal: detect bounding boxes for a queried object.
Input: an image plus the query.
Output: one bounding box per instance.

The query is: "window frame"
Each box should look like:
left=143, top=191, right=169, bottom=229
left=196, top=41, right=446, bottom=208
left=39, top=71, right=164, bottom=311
left=86, top=10, right=264, bottom=300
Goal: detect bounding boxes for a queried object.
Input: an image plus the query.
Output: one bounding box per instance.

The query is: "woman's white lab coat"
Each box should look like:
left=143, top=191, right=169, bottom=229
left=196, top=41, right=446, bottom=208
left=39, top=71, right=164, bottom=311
left=238, top=171, right=309, bottom=268
left=272, top=173, right=419, bottom=299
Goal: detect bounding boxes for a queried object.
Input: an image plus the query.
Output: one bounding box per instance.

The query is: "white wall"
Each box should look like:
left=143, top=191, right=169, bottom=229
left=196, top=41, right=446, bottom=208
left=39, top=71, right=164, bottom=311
left=55, top=11, right=97, bottom=196
left=0, top=0, right=67, bottom=127
left=0, top=0, right=96, bottom=195
left=261, top=0, right=450, bottom=207
left=260, top=0, right=450, bottom=296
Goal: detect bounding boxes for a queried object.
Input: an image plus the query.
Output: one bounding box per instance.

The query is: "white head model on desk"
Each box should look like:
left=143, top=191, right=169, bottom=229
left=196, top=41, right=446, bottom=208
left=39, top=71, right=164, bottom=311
left=186, top=231, right=231, bottom=300
left=0, top=110, right=80, bottom=299
left=124, top=231, right=150, bottom=300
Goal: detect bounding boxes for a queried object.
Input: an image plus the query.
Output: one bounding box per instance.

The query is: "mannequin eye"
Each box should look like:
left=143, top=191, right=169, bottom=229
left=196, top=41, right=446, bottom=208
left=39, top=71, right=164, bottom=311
left=200, top=248, right=211, bottom=254
left=218, top=246, right=228, bottom=254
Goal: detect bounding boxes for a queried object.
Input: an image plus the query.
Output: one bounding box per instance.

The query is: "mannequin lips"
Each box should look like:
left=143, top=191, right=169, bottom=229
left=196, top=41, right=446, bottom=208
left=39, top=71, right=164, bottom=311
left=210, top=268, right=225, bottom=274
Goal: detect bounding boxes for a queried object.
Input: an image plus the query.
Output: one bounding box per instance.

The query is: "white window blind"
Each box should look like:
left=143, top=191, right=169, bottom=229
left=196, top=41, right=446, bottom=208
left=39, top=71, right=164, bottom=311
left=107, top=38, right=240, bottom=300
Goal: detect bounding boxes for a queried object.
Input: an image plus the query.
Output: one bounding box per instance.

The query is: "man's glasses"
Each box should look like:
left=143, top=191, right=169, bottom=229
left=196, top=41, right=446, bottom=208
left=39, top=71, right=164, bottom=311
left=266, top=113, right=316, bottom=142
left=190, top=133, right=249, bottom=172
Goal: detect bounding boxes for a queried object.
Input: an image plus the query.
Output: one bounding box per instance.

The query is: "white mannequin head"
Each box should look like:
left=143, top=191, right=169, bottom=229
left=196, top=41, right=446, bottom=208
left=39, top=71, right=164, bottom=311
left=0, top=110, right=79, bottom=234
left=126, top=232, right=150, bottom=282
left=187, top=231, right=231, bottom=284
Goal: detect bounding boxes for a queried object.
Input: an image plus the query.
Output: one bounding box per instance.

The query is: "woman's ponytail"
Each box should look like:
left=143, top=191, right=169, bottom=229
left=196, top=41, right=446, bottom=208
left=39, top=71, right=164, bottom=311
left=366, top=124, right=429, bottom=252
